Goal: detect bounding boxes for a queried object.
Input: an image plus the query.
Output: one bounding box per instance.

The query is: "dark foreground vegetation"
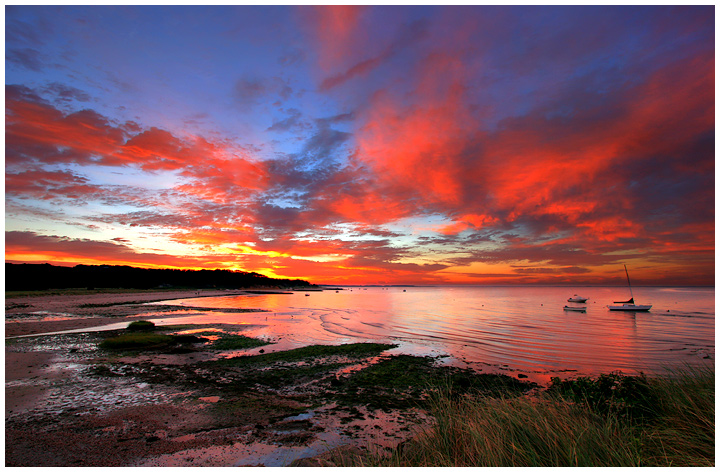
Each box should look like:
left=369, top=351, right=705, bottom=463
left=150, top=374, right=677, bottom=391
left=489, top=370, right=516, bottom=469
left=93, top=323, right=714, bottom=466
left=366, top=365, right=714, bottom=467
left=7, top=318, right=713, bottom=466
left=94, top=322, right=534, bottom=413
left=5, top=262, right=313, bottom=291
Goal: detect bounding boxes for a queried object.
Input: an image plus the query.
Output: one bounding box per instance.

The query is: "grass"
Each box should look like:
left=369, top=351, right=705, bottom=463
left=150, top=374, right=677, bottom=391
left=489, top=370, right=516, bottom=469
left=209, top=334, right=270, bottom=350
left=381, top=391, right=640, bottom=466
left=547, top=371, right=657, bottom=423
left=334, top=355, right=534, bottom=410
left=172, top=329, right=271, bottom=350
left=211, top=342, right=395, bottom=366
left=340, top=355, right=531, bottom=393
left=126, top=320, right=156, bottom=331
left=371, top=365, right=714, bottom=467
left=640, top=364, right=715, bottom=466
left=99, top=323, right=271, bottom=352
left=99, top=321, right=199, bottom=350
left=99, top=332, right=175, bottom=350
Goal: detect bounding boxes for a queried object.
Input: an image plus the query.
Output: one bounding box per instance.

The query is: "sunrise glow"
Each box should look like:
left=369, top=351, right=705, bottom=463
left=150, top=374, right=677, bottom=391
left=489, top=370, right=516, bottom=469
left=5, top=5, right=715, bottom=286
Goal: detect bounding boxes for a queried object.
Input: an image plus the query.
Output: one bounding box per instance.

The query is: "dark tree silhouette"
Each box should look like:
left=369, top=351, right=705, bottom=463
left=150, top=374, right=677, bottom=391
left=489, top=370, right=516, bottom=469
left=5, top=263, right=313, bottom=291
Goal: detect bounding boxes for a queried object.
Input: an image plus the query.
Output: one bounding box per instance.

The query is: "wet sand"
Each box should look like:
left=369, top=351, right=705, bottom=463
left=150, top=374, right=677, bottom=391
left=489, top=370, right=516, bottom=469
left=6, top=290, right=238, bottom=374
left=4, top=289, right=429, bottom=466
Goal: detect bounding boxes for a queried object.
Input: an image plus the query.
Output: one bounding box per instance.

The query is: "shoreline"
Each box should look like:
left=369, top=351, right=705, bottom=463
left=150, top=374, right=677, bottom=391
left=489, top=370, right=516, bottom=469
left=5, top=289, right=438, bottom=466
left=5, top=289, right=713, bottom=466
left=4, top=289, right=246, bottom=337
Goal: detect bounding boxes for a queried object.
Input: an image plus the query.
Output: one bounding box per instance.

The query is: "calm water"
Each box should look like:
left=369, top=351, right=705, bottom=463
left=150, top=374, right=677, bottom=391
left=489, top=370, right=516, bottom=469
left=153, top=286, right=714, bottom=379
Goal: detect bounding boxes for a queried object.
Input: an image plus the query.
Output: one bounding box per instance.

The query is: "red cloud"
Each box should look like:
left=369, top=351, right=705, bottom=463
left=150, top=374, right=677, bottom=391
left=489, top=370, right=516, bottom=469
left=346, top=47, right=714, bottom=249
left=298, top=6, right=368, bottom=72
left=6, top=86, right=126, bottom=166
left=353, top=52, right=478, bottom=211
left=4, top=19, right=713, bottom=287
left=6, top=86, right=269, bottom=186
left=6, top=169, right=98, bottom=200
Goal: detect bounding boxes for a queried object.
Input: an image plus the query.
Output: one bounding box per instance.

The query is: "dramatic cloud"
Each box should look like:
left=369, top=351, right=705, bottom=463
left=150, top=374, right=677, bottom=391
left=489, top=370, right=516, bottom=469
left=298, top=5, right=368, bottom=72
left=6, top=169, right=97, bottom=201
left=4, top=6, right=714, bottom=285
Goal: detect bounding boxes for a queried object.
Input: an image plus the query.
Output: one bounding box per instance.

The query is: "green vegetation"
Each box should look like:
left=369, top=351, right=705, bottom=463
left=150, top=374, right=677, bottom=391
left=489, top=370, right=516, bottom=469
left=371, top=365, right=714, bottom=467
left=334, top=355, right=534, bottom=410
left=211, top=342, right=395, bottom=366
left=99, top=321, right=205, bottom=350
left=229, top=362, right=351, bottom=391
left=195, top=343, right=398, bottom=395
left=205, top=394, right=306, bottom=424
left=209, top=334, right=270, bottom=350
left=99, top=332, right=175, bottom=350
left=388, top=391, right=640, bottom=466
left=341, top=355, right=529, bottom=394
left=89, top=328, right=714, bottom=468
left=126, top=320, right=156, bottom=331
left=156, top=327, right=271, bottom=350
left=99, top=324, right=271, bottom=352
left=639, top=365, right=715, bottom=466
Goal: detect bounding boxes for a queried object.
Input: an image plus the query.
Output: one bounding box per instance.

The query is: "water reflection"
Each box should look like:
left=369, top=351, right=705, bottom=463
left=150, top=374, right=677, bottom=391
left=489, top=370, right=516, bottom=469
left=152, top=286, right=714, bottom=376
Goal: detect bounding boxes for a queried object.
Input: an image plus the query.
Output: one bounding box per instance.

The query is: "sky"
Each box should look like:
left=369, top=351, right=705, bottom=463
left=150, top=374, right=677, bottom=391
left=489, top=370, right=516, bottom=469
left=4, top=5, right=715, bottom=286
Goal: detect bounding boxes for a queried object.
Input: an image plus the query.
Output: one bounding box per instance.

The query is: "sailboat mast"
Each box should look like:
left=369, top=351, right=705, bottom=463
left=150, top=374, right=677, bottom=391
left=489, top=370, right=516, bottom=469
left=624, top=264, right=635, bottom=300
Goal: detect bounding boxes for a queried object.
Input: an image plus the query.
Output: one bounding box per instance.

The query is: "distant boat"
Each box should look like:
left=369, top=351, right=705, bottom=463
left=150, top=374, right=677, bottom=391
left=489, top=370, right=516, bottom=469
left=607, top=265, right=652, bottom=312
left=563, top=305, right=587, bottom=312
left=567, top=295, right=588, bottom=303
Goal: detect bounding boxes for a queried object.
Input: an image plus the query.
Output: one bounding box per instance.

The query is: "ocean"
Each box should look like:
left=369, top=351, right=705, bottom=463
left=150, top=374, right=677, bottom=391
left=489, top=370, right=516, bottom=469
left=152, top=285, right=714, bottom=381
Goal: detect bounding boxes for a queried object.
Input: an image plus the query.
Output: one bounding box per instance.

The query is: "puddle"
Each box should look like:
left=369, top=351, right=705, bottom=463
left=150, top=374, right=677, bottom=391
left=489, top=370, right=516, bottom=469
left=131, top=402, right=429, bottom=467
left=284, top=410, right=316, bottom=421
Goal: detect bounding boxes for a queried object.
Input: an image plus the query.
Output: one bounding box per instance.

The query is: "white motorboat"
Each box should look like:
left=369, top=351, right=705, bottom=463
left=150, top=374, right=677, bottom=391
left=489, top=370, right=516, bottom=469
left=567, top=295, right=588, bottom=303
left=563, top=305, right=587, bottom=312
left=607, top=265, right=652, bottom=312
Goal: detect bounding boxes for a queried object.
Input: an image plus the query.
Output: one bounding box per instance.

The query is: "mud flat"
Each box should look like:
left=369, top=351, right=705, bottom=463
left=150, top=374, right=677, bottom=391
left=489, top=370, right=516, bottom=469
left=5, top=290, right=535, bottom=466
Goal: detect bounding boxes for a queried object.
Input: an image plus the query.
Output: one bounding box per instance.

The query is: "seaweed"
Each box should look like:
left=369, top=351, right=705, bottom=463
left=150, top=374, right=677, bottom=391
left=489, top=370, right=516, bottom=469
left=333, top=355, right=535, bottom=410
left=209, top=342, right=395, bottom=366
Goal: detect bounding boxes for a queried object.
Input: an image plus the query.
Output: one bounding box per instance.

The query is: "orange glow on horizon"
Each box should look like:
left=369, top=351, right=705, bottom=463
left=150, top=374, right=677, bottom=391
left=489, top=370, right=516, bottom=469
left=5, top=7, right=713, bottom=288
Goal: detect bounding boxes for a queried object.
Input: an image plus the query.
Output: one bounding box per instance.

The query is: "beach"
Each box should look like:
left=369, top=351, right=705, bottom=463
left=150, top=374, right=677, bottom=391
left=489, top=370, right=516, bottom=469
left=6, top=288, right=714, bottom=466
left=4, top=289, right=446, bottom=466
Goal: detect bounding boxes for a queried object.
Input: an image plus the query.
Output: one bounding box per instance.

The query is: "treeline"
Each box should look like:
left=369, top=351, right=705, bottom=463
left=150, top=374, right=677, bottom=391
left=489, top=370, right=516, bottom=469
left=5, top=263, right=314, bottom=291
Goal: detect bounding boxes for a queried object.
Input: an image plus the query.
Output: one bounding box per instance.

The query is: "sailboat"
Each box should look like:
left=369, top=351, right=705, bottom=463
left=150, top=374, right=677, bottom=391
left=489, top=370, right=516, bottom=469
left=607, top=265, right=652, bottom=312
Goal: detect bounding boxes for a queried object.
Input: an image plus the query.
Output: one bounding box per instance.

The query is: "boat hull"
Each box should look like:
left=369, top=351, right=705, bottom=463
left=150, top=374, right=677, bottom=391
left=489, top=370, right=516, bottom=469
left=567, top=297, right=588, bottom=303
left=563, top=306, right=586, bottom=312
left=607, top=304, right=652, bottom=312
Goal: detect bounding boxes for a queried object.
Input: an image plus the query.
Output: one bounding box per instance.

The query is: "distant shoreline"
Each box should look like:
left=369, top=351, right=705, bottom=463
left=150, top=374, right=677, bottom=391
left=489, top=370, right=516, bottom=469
left=5, top=288, right=257, bottom=336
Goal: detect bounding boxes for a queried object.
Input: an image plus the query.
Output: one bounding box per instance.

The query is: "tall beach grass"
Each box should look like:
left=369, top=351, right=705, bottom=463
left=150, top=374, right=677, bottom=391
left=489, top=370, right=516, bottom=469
left=373, top=365, right=713, bottom=467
